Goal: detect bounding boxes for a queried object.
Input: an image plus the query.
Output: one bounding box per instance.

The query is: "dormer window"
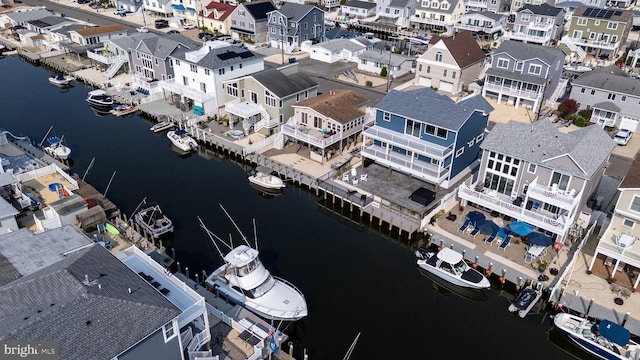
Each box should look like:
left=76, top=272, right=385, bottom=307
left=521, top=14, right=529, bottom=21
left=441, top=2, right=448, bottom=9
left=435, top=52, right=442, bottom=62
left=431, top=1, right=438, bottom=7
left=515, top=62, right=523, bottom=71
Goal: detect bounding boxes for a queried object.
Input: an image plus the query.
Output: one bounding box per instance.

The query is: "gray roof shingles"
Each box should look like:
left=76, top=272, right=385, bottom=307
left=492, top=40, right=565, bottom=66
left=343, top=0, right=376, bottom=10
left=375, top=88, right=492, bottom=131
left=481, top=120, right=616, bottom=178
left=272, top=2, right=316, bottom=22
left=139, top=36, right=190, bottom=59
left=172, top=44, right=262, bottom=70
left=252, top=69, right=318, bottom=98
left=572, top=65, right=640, bottom=97
left=517, top=3, right=563, bottom=16
left=0, top=245, right=181, bottom=360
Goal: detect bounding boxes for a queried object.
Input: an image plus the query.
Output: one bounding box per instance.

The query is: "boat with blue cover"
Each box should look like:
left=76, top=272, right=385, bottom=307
left=553, top=312, right=640, bottom=359
left=49, top=74, right=73, bottom=86
left=167, top=129, right=198, bottom=152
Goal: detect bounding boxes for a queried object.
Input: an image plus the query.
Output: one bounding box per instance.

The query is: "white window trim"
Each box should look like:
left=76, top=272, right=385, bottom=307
left=527, top=163, right=536, bottom=174
left=456, top=147, right=464, bottom=157
left=630, top=195, right=640, bottom=213
left=163, top=321, right=177, bottom=342
left=622, top=218, right=635, bottom=229
left=383, top=112, right=391, bottom=121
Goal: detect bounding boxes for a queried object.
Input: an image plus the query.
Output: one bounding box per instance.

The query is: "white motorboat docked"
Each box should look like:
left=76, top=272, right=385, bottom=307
left=553, top=312, right=640, bottom=359
left=202, top=206, right=308, bottom=321
left=134, top=203, right=174, bottom=239
left=48, top=74, right=73, bottom=86
left=43, top=136, right=71, bottom=160
left=248, top=171, right=285, bottom=190
left=415, top=248, right=491, bottom=289
left=86, top=89, right=114, bottom=107
left=167, top=130, right=198, bottom=152
left=508, top=284, right=542, bottom=318
left=150, top=120, right=175, bottom=133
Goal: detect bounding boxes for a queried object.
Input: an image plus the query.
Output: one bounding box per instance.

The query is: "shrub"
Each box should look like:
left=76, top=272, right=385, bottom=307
left=578, top=109, right=592, bottom=119
left=558, top=99, right=579, bottom=119
left=380, top=66, right=388, bottom=78
left=573, top=116, right=587, bottom=127
left=365, top=80, right=373, bottom=87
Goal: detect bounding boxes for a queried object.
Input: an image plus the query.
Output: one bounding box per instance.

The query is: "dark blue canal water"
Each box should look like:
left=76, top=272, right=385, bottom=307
left=0, top=55, right=577, bottom=360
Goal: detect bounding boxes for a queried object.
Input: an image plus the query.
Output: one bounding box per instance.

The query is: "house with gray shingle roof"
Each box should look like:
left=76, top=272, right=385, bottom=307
left=223, top=63, right=319, bottom=136
left=411, top=0, right=464, bottom=32
left=357, top=49, right=414, bottom=78
left=375, top=0, right=413, bottom=28
left=164, top=41, right=264, bottom=116
left=457, top=119, right=616, bottom=243
left=361, top=87, right=493, bottom=188
left=482, top=40, right=565, bottom=114
left=0, top=9, right=50, bottom=28
left=455, top=11, right=508, bottom=38
left=25, top=15, right=77, bottom=34
left=502, top=4, right=565, bottom=47
left=341, top=0, right=376, bottom=19
left=0, top=225, right=211, bottom=360
left=306, top=37, right=372, bottom=63
left=267, top=2, right=324, bottom=52
left=229, top=0, right=277, bottom=43
left=569, top=65, right=640, bottom=132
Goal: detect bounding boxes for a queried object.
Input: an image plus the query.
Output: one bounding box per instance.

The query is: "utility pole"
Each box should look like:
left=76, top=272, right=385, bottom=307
left=386, top=46, right=393, bottom=92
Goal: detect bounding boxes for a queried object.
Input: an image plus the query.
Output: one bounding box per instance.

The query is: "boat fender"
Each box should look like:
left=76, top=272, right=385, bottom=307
left=471, top=263, right=477, bottom=269
left=164, top=268, right=172, bottom=277
left=207, top=287, right=214, bottom=292
left=485, top=268, right=491, bottom=275
left=553, top=241, right=562, bottom=252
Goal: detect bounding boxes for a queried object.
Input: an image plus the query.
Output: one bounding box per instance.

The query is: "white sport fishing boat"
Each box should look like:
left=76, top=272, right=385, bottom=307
left=415, top=248, right=490, bottom=289
left=248, top=171, right=285, bottom=190
left=167, top=130, right=198, bottom=152
left=202, top=206, right=308, bottom=321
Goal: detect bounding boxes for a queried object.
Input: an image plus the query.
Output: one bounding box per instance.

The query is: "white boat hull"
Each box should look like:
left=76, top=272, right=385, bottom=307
left=167, top=131, right=198, bottom=152
left=417, top=261, right=490, bottom=289
left=49, top=76, right=72, bottom=86
left=507, top=286, right=542, bottom=318
left=248, top=172, right=285, bottom=190
left=150, top=121, right=175, bottom=133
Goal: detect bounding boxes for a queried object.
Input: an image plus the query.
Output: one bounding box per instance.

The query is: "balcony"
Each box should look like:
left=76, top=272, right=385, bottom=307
left=281, top=124, right=342, bottom=148
left=590, top=113, right=618, bottom=127
left=361, top=144, right=450, bottom=184
left=527, top=21, right=554, bottom=31
left=457, top=182, right=569, bottom=235
left=526, top=181, right=581, bottom=212
left=225, top=99, right=261, bottom=119
left=411, top=15, right=451, bottom=27
left=502, top=30, right=551, bottom=44
left=483, top=82, right=543, bottom=100
left=86, top=48, right=120, bottom=65
left=569, top=37, right=620, bottom=51
left=465, top=0, right=488, bottom=9
left=160, top=78, right=214, bottom=103
left=361, top=124, right=454, bottom=160
left=455, top=22, right=502, bottom=34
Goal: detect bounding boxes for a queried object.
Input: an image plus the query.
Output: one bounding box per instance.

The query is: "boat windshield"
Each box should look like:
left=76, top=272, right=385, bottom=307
left=246, top=275, right=276, bottom=298
left=237, top=259, right=260, bottom=277
left=453, top=260, right=467, bottom=275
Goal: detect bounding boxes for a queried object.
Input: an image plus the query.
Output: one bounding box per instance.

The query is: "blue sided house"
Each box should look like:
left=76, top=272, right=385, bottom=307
left=361, top=87, right=493, bottom=189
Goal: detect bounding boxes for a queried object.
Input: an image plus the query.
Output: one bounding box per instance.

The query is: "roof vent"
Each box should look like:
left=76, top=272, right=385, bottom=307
left=128, top=287, right=132, bottom=294
left=325, top=101, right=332, bottom=106
left=86, top=321, right=92, bottom=326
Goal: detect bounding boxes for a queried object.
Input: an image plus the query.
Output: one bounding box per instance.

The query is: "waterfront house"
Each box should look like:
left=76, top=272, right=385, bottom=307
left=68, top=24, right=128, bottom=47
left=454, top=11, right=508, bottom=40
left=203, top=1, right=236, bottom=35
left=361, top=87, right=493, bottom=189
left=267, top=3, right=325, bottom=52
left=568, top=65, right=640, bottom=132
left=130, top=36, right=191, bottom=92
left=24, top=15, right=78, bottom=35
left=588, top=155, right=640, bottom=290
left=0, top=226, right=211, bottom=360
left=464, top=0, right=509, bottom=13
left=163, top=41, right=264, bottom=117
left=287, top=90, right=368, bottom=164
left=457, top=119, right=616, bottom=244
left=114, top=0, right=143, bottom=14
left=559, top=6, right=633, bottom=62
left=222, top=63, right=319, bottom=136
left=229, top=0, right=277, bottom=43
left=502, top=4, right=565, bottom=47
left=357, top=49, right=414, bottom=79
left=375, top=0, right=413, bottom=29
left=306, top=37, right=373, bottom=63
left=0, top=8, right=50, bottom=29
left=411, top=0, right=465, bottom=33
left=144, top=0, right=174, bottom=18
left=0, top=197, right=19, bottom=235
left=482, top=40, right=565, bottom=113
left=509, top=0, right=555, bottom=15
left=415, top=31, right=487, bottom=94
left=341, top=0, right=376, bottom=20
left=45, top=24, right=93, bottom=51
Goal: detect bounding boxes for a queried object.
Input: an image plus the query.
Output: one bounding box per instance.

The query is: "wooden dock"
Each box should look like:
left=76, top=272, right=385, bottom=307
left=72, top=175, right=120, bottom=219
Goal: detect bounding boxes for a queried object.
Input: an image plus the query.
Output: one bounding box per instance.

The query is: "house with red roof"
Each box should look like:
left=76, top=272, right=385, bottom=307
left=203, top=2, right=236, bottom=35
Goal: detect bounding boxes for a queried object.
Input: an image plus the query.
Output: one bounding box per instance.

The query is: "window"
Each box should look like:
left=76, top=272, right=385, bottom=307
left=631, top=196, right=640, bottom=212
left=435, top=52, right=442, bottom=62
left=467, top=138, right=475, bottom=147
left=204, top=69, right=210, bottom=75
left=581, top=88, right=585, bottom=93
left=497, top=58, right=509, bottom=69
left=443, top=69, right=447, bottom=77
left=427, top=66, right=430, bottom=73
left=271, top=27, right=276, bottom=33
left=418, top=64, right=422, bottom=72
left=484, top=154, right=520, bottom=195
left=226, top=82, right=238, bottom=97
left=425, top=124, right=435, bottom=135
left=383, top=112, right=390, bottom=121
left=265, top=90, right=277, bottom=107
left=623, top=218, right=635, bottom=228
left=405, top=119, right=421, bottom=137
left=456, top=147, right=464, bottom=157
left=163, top=322, right=176, bottom=342
left=595, top=20, right=600, bottom=26
left=190, top=64, right=197, bottom=73
left=515, top=62, right=523, bottom=71
left=200, top=82, right=206, bottom=92
left=551, top=171, right=570, bottom=191
left=441, top=3, right=448, bottom=9
left=528, top=64, right=542, bottom=75
left=476, top=133, right=484, bottom=142
left=608, top=93, right=616, bottom=100
left=182, top=76, right=189, bottom=86
left=608, top=22, right=618, bottom=30
left=436, top=128, right=447, bottom=139
left=527, top=163, right=536, bottom=174
left=452, top=71, right=456, bottom=79
left=219, top=68, right=225, bottom=75
left=577, top=18, right=587, bottom=26
left=622, top=96, right=626, bottom=101
left=612, top=35, right=618, bottom=43
left=521, top=14, right=529, bottom=21
left=591, top=90, right=595, bottom=95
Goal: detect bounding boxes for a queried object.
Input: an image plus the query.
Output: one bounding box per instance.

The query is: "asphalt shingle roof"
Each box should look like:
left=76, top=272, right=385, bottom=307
left=481, top=120, right=616, bottom=178
left=6, top=9, right=50, bottom=23
left=244, top=0, right=277, bottom=20
left=0, top=245, right=181, bottom=360
left=428, top=31, right=487, bottom=69
left=272, top=2, right=316, bottom=22
left=492, top=40, right=565, bottom=66
left=517, top=3, right=563, bottom=16
left=295, top=89, right=367, bottom=123
left=359, top=49, right=412, bottom=67
left=343, top=0, right=376, bottom=10
left=139, top=36, right=190, bottom=59
left=464, top=11, right=506, bottom=21
left=171, top=43, right=262, bottom=70
left=572, top=65, right=640, bottom=97
left=375, top=88, right=492, bottom=131
left=252, top=68, right=318, bottom=98
left=592, top=101, right=621, bottom=112
left=620, top=155, right=640, bottom=189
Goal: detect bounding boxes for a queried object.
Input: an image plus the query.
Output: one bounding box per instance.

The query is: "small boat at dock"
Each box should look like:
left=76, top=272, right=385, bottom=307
left=110, top=104, right=137, bottom=116
left=248, top=171, right=285, bottom=190
left=134, top=203, right=174, bottom=239
left=48, top=74, right=73, bottom=86
left=86, top=89, right=114, bottom=108
left=167, top=129, right=197, bottom=152
left=150, top=120, right=175, bottom=133
left=43, top=136, right=71, bottom=160
left=415, top=248, right=490, bottom=289
left=553, top=312, right=640, bottom=359
left=508, top=283, right=542, bottom=318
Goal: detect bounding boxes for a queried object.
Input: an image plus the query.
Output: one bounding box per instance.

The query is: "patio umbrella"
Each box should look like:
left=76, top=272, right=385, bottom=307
left=474, top=219, right=500, bottom=235
left=508, top=221, right=535, bottom=236
left=467, top=211, right=486, bottom=223
left=526, top=232, right=553, bottom=246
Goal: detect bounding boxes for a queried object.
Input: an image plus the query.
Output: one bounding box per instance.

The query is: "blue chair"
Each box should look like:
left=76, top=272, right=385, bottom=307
left=485, top=233, right=496, bottom=245
left=469, top=227, right=480, bottom=238
left=499, top=235, right=512, bottom=251
left=458, top=219, right=471, bottom=232
left=532, top=203, right=540, bottom=211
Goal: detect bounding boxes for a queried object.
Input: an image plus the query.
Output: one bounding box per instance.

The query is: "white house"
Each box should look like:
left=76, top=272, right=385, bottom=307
left=357, top=49, right=414, bottom=78
left=164, top=40, right=264, bottom=116
left=306, top=37, right=373, bottom=63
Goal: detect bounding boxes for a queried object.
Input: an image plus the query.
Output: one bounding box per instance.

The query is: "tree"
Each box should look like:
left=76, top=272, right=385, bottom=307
left=380, top=66, right=388, bottom=78
left=558, top=99, right=579, bottom=119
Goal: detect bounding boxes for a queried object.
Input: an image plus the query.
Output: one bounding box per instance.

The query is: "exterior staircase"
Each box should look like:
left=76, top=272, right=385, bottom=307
left=560, top=38, right=587, bottom=60
left=105, top=55, right=126, bottom=79
left=273, top=131, right=285, bottom=150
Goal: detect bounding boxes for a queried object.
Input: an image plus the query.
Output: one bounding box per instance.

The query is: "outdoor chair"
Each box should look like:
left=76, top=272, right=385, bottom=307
left=469, top=227, right=480, bottom=238
left=342, top=173, right=350, bottom=182
left=621, top=287, right=632, bottom=298
left=360, top=174, right=368, bottom=182
left=484, top=233, right=496, bottom=245
left=458, top=219, right=471, bottom=232
left=499, top=235, right=512, bottom=251
left=352, top=178, right=359, bottom=186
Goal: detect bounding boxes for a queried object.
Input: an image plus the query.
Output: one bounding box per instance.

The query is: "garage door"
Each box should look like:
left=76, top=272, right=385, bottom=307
left=418, top=76, right=431, bottom=87
left=620, top=117, right=639, bottom=133
left=440, top=81, right=454, bottom=93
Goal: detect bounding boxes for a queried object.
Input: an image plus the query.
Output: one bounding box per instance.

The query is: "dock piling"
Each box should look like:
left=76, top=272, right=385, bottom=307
left=623, top=312, right=631, bottom=326
left=185, top=267, right=190, bottom=279
left=177, top=261, right=181, bottom=274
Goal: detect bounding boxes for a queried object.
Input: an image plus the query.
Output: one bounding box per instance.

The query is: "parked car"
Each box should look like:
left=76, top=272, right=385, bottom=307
left=614, top=129, right=633, bottom=145
left=136, top=26, right=149, bottom=33
left=183, top=23, right=196, bottom=30
left=167, top=30, right=180, bottom=34
left=114, top=8, right=128, bottom=15
left=155, top=19, right=169, bottom=29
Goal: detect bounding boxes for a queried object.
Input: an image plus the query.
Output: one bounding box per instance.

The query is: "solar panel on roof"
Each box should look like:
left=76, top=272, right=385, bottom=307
left=582, top=7, right=595, bottom=16
left=238, top=51, right=254, bottom=59
left=217, top=52, right=239, bottom=60
left=615, top=10, right=623, bottom=15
